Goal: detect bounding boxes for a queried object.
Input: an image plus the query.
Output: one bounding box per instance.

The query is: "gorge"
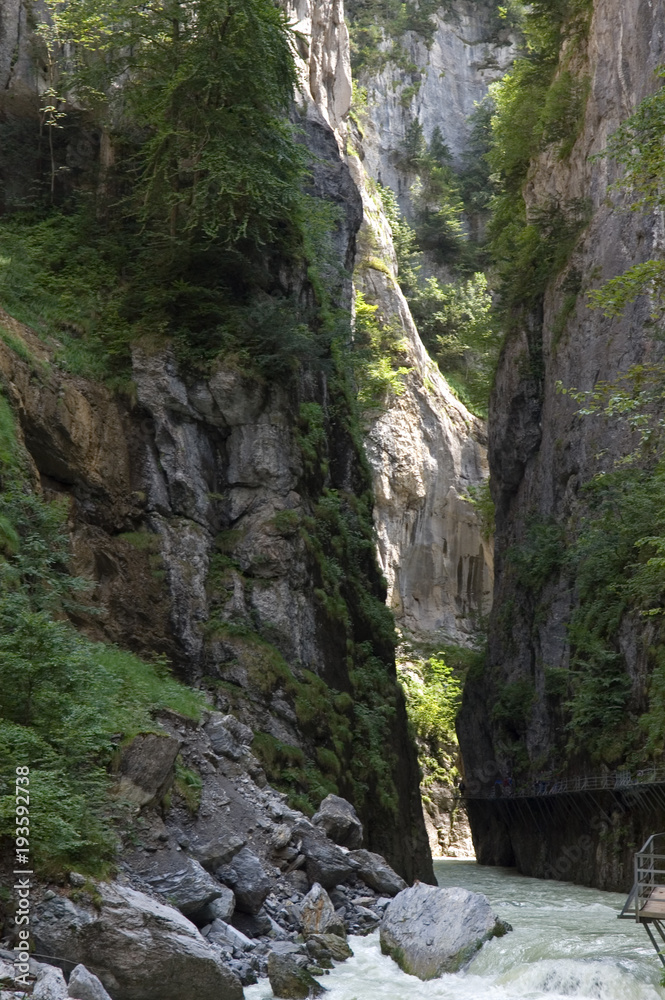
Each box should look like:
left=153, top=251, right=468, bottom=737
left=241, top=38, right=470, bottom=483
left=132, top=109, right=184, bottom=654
left=2, top=0, right=665, bottom=997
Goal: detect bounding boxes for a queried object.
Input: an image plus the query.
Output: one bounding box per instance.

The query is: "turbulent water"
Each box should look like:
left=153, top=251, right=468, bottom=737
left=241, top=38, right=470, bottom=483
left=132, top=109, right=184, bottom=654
left=247, top=860, right=665, bottom=1000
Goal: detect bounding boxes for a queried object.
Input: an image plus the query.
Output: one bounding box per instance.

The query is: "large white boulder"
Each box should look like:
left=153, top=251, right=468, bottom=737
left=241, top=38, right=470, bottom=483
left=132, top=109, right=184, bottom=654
left=379, top=883, right=510, bottom=979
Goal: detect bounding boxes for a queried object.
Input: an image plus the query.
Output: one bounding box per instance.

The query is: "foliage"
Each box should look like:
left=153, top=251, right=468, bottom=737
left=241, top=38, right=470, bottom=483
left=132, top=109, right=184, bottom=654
left=173, top=759, right=203, bottom=813
left=557, top=363, right=665, bottom=456
left=508, top=517, right=565, bottom=591
left=346, top=0, right=454, bottom=75
left=396, top=120, right=472, bottom=270
left=0, top=0, right=350, bottom=385
left=0, top=400, right=205, bottom=874
left=353, top=292, right=410, bottom=409
left=400, top=655, right=462, bottom=782
left=486, top=0, right=593, bottom=328
left=491, top=679, right=535, bottom=736
left=408, top=273, right=499, bottom=416
left=49, top=0, right=306, bottom=250
left=380, top=185, right=500, bottom=417
left=561, top=466, right=665, bottom=762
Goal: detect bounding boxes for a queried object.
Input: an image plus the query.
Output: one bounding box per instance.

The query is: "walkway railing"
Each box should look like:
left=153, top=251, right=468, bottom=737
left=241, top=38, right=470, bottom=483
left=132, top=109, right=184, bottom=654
left=464, top=766, right=665, bottom=800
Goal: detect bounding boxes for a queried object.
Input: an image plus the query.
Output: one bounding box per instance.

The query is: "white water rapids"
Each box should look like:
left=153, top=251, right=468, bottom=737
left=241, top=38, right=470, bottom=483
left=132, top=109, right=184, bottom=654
left=246, top=860, right=665, bottom=1000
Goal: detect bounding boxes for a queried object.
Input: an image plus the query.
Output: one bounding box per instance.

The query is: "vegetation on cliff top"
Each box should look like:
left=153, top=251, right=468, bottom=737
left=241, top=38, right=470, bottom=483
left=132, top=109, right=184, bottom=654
left=0, top=0, right=343, bottom=383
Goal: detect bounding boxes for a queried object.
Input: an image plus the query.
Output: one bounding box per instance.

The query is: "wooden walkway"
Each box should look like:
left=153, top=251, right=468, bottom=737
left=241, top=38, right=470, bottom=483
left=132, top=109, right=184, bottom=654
left=464, top=766, right=665, bottom=800
left=638, top=886, right=665, bottom=920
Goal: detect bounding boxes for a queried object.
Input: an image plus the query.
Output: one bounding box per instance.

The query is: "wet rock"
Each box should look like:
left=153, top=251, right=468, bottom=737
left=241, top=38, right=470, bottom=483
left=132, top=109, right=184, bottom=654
left=32, top=966, right=68, bottom=1000
left=115, top=733, right=180, bottom=808
left=348, top=850, right=406, bottom=897
left=67, top=965, right=113, bottom=1000
left=380, top=883, right=510, bottom=979
left=267, top=952, right=326, bottom=999
left=32, top=882, right=243, bottom=1000
left=299, top=834, right=356, bottom=889
left=312, top=795, right=363, bottom=850
left=306, top=934, right=353, bottom=962
left=299, top=884, right=345, bottom=939
left=217, top=847, right=271, bottom=914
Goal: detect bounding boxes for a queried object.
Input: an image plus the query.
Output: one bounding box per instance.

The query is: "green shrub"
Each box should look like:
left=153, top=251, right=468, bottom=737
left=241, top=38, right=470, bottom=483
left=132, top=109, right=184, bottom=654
left=173, top=759, right=203, bottom=814
left=508, top=517, right=566, bottom=591
left=352, top=293, right=410, bottom=410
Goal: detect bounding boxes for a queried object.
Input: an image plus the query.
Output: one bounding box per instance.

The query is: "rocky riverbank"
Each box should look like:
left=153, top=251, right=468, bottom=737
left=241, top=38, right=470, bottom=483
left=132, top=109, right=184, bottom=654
left=0, top=712, right=411, bottom=999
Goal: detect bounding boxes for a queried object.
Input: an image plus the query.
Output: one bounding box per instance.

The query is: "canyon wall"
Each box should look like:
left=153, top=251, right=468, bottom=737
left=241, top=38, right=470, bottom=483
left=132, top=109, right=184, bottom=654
left=458, top=0, right=665, bottom=890
left=0, top=0, right=437, bottom=883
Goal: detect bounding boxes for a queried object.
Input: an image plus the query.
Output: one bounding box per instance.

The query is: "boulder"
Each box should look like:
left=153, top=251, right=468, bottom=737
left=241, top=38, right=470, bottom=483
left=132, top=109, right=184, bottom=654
left=191, top=832, right=245, bottom=871
left=217, top=847, right=271, bottom=914
left=312, top=795, right=363, bottom=850
left=299, top=835, right=356, bottom=889
left=195, top=887, right=236, bottom=925
left=348, top=850, right=407, bottom=897
left=115, top=733, right=180, bottom=807
left=267, top=952, right=326, bottom=999
left=299, top=884, right=345, bottom=939
left=33, top=966, right=68, bottom=1000
left=379, top=883, right=510, bottom=979
left=204, top=714, right=253, bottom=761
left=67, top=965, right=113, bottom=1000
left=306, top=934, right=353, bottom=962
left=231, top=909, right=271, bottom=938
left=136, top=852, right=223, bottom=916
left=205, top=919, right=255, bottom=953
left=32, top=882, right=243, bottom=1000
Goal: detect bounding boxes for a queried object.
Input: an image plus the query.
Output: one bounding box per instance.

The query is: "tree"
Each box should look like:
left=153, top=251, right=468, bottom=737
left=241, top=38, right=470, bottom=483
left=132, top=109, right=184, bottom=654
left=48, top=0, right=307, bottom=250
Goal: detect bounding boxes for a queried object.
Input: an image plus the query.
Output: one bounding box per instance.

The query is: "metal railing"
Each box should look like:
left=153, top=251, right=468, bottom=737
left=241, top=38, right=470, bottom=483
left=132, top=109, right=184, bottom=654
left=464, top=766, right=665, bottom=800
left=634, top=833, right=665, bottom=921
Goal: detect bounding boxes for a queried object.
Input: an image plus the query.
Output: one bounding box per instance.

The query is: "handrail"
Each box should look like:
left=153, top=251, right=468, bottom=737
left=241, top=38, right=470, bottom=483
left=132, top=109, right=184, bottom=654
left=464, top=766, right=665, bottom=800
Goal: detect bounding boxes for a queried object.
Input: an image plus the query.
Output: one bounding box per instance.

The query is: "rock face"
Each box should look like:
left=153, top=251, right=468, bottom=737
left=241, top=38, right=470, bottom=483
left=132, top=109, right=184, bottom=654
left=32, top=884, right=243, bottom=1000
left=299, top=884, right=345, bottom=939
left=267, top=952, right=325, bottom=1000
left=0, top=0, right=433, bottom=886
left=357, top=2, right=516, bottom=194
left=312, top=794, right=363, bottom=850
left=347, top=850, right=407, bottom=897
left=457, top=0, right=665, bottom=890
left=67, top=965, right=114, bottom=1000
left=379, top=883, right=509, bottom=979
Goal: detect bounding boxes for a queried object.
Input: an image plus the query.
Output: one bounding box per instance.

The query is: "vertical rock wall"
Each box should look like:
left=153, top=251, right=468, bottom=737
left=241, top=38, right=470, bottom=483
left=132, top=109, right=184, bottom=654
left=458, top=0, right=665, bottom=890
left=0, top=0, right=435, bottom=884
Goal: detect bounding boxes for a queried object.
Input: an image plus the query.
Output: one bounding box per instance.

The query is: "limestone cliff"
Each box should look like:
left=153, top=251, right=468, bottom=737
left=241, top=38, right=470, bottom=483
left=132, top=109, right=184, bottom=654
left=457, top=0, right=665, bottom=889
left=0, top=0, right=433, bottom=884
left=356, top=0, right=516, bottom=210
left=344, top=1, right=504, bottom=857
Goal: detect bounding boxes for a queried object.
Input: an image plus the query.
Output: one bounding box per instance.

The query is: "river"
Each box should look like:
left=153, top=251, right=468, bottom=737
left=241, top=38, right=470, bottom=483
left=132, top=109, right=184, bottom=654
left=247, top=860, right=665, bottom=999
